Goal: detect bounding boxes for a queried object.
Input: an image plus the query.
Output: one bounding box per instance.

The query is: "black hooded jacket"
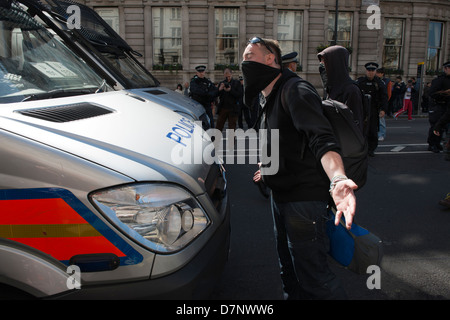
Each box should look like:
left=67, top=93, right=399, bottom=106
left=260, top=69, right=341, bottom=203
left=318, top=46, right=364, bottom=133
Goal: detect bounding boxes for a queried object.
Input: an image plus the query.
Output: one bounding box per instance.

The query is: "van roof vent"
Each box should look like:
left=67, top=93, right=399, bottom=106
left=16, top=103, right=114, bottom=123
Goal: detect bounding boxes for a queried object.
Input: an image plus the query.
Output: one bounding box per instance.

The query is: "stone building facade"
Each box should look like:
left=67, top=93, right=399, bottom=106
left=84, top=0, right=449, bottom=90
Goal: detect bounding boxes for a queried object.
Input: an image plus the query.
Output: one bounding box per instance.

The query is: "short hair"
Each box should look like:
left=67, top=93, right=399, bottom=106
left=262, top=38, right=282, bottom=67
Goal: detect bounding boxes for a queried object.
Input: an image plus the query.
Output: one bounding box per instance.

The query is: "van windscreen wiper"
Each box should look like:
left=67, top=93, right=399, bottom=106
left=21, top=87, right=98, bottom=102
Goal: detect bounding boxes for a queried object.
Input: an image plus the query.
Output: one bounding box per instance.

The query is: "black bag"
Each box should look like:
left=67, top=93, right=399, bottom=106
left=321, top=98, right=369, bottom=189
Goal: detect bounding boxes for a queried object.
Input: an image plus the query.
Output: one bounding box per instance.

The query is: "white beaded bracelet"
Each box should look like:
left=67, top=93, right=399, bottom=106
left=329, top=175, right=348, bottom=194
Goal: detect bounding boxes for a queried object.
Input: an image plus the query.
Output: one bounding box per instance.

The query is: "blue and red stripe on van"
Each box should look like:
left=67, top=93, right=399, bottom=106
left=0, top=188, right=142, bottom=266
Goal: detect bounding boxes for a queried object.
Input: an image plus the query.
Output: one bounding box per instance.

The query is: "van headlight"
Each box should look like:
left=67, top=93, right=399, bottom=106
left=90, top=183, right=210, bottom=253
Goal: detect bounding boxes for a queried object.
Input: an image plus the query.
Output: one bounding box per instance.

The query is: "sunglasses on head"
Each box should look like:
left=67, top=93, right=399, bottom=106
left=248, top=37, right=274, bottom=54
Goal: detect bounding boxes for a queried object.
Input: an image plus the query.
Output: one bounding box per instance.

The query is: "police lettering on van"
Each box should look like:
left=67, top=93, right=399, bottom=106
left=166, top=117, right=196, bottom=148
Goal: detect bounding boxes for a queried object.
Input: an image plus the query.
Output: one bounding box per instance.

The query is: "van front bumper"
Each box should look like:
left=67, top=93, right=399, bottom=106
left=50, top=201, right=231, bottom=300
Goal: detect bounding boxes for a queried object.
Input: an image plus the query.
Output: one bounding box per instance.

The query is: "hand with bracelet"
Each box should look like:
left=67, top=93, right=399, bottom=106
left=330, top=175, right=357, bottom=230
left=321, top=151, right=358, bottom=230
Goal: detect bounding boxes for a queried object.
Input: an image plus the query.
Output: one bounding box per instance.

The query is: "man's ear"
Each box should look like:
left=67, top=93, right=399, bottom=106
left=266, top=52, right=279, bottom=68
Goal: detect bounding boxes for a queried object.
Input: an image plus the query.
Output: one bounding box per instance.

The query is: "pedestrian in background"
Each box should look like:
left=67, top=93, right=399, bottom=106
left=376, top=67, right=392, bottom=141
left=215, top=68, right=242, bottom=132
left=422, top=82, right=432, bottom=113
left=411, top=77, right=420, bottom=114
left=357, top=62, right=388, bottom=157
left=391, top=76, right=405, bottom=115
left=432, top=81, right=450, bottom=206
left=244, top=37, right=357, bottom=300
left=433, top=99, right=450, bottom=154
left=394, top=79, right=415, bottom=120
left=175, top=83, right=183, bottom=94
left=189, top=65, right=218, bottom=128
left=183, top=82, right=190, bottom=97
left=427, top=61, right=450, bottom=153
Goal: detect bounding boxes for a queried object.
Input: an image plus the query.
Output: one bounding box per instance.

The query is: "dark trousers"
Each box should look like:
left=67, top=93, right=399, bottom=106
left=216, top=108, right=238, bottom=132
left=205, top=105, right=214, bottom=128
left=271, top=197, right=347, bottom=299
left=427, top=104, right=446, bottom=148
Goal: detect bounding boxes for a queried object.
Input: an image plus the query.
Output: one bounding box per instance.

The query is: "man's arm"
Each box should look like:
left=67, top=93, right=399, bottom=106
left=284, top=79, right=358, bottom=228
left=320, top=151, right=358, bottom=230
left=429, top=77, right=444, bottom=101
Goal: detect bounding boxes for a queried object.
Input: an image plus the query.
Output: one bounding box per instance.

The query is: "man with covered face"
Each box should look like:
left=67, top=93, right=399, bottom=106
left=244, top=37, right=357, bottom=299
left=317, top=45, right=365, bottom=135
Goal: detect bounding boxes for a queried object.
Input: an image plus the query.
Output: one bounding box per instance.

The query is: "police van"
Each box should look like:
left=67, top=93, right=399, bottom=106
left=0, top=0, right=229, bottom=299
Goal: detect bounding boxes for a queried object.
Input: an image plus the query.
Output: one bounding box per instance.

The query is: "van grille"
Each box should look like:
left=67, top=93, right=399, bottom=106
left=16, top=103, right=114, bottom=123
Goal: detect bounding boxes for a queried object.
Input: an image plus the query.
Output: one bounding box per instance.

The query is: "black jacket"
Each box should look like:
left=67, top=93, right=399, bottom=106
left=356, top=75, right=388, bottom=113
left=189, top=76, right=218, bottom=108
left=392, top=81, right=406, bottom=98
left=217, top=78, right=242, bottom=113
left=429, top=74, right=450, bottom=106
left=260, top=69, right=341, bottom=203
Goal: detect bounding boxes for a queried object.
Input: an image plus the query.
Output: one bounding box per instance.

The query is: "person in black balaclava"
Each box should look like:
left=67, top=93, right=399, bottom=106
left=317, top=45, right=364, bottom=135
left=244, top=37, right=357, bottom=300
left=318, top=60, right=328, bottom=100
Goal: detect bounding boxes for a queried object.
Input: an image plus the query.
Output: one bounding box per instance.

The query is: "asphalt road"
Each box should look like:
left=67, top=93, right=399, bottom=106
left=209, top=116, right=450, bottom=300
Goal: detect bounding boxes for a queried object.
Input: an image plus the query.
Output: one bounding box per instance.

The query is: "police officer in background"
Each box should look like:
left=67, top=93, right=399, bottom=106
left=189, top=65, right=218, bottom=128
left=428, top=60, right=450, bottom=153
left=357, top=62, right=388, bottom=157
left=281, top=51, right=299, bottom=73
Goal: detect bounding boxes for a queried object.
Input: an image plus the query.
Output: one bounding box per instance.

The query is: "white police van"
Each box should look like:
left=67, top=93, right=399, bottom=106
left=0, top=0, right=229, bottom=299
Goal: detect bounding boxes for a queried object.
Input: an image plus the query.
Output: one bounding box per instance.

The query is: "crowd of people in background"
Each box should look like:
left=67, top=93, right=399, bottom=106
left=173, top=57, right=449, bottom=163
left=174, top=66, right=256, bottom=131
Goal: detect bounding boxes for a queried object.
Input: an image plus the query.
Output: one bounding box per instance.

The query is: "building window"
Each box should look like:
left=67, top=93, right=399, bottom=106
left=152, top=7, right=182, bottom=69
left=382, top=19, right=404, bottom=71
left=327, top=12, right=352, bottom=49
left=277, top=10, right=302, bottom=70
left=94, top=7, right=120, bottom=34
left=215, top=8, right=239, bottom=69
left=426, top=21, right=443, bottom=73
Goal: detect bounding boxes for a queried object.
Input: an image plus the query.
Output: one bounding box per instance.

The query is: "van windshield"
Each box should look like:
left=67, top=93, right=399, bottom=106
left=0, top=3, right=111, bottom=103
left=99, top=50, right=159, bottom=89
left=46, top=0, right=159, bottom=89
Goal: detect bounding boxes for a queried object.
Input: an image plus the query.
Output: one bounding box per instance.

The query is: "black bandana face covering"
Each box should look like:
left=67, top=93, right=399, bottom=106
left=319, top=62, right=328, bottom=95
left=241, top=61, right=281, bottom=108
